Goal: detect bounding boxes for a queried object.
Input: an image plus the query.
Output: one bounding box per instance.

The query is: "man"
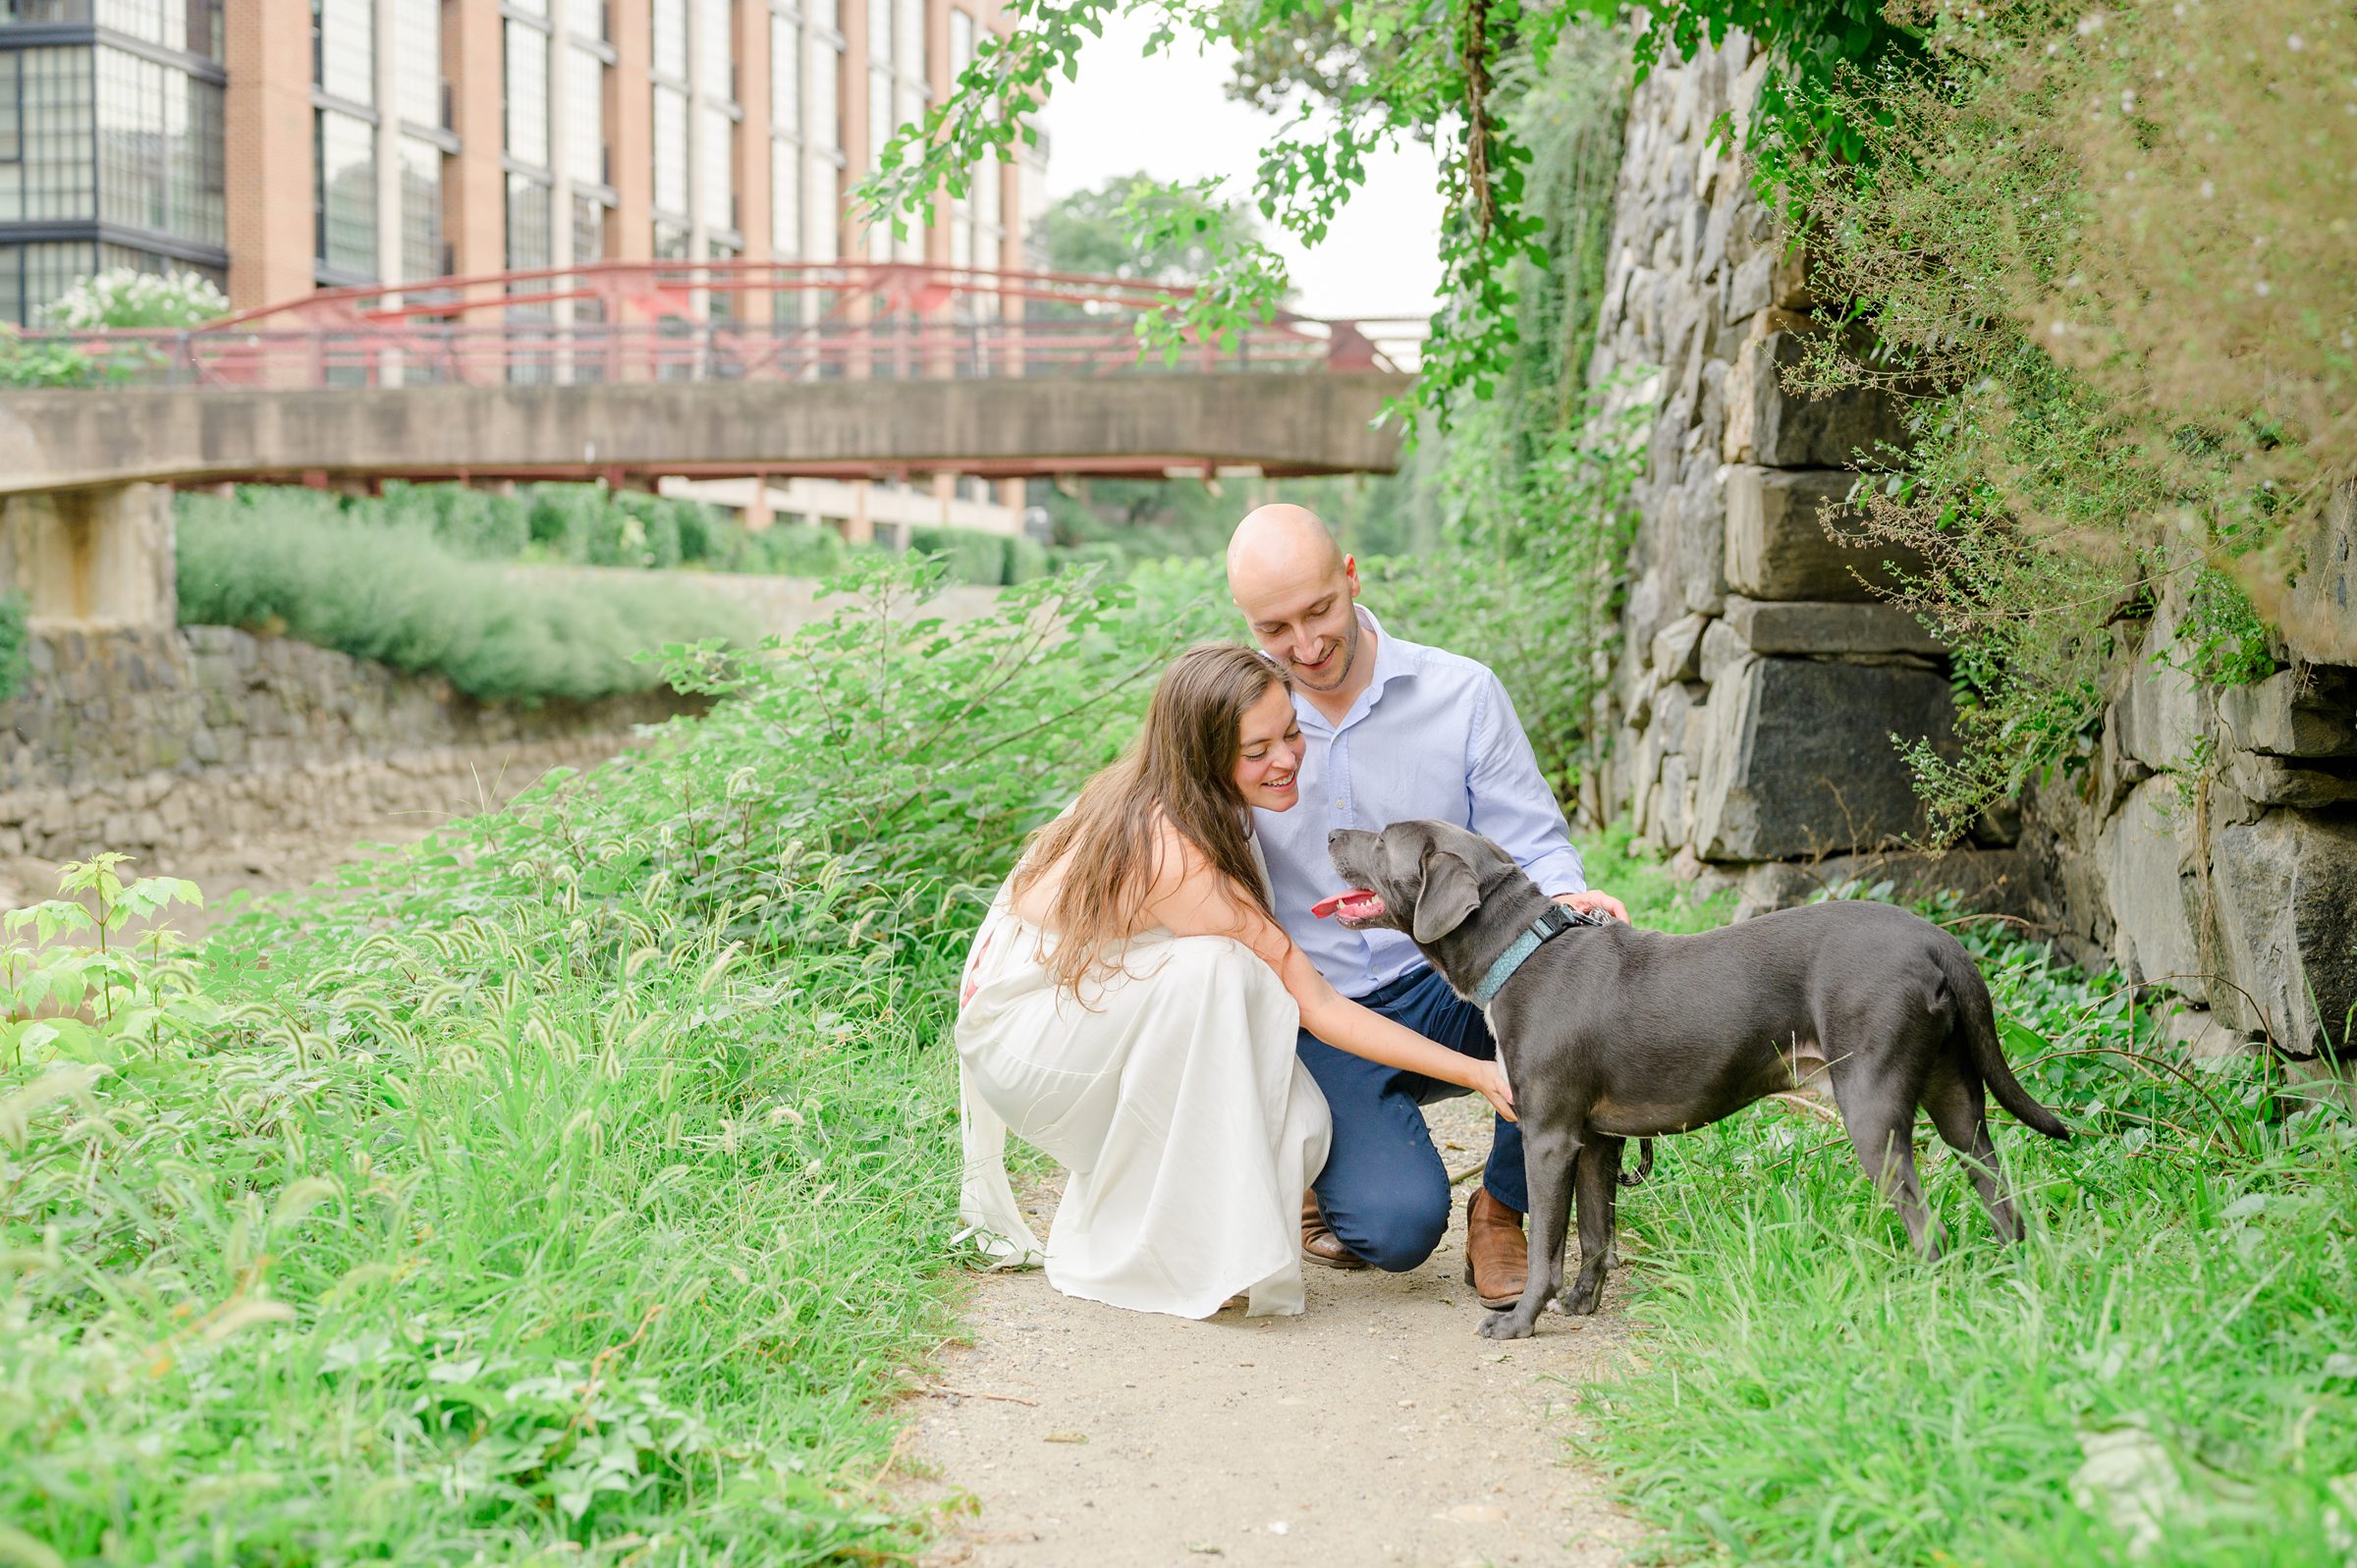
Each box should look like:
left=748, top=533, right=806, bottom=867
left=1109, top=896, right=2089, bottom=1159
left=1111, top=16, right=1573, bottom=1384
left=1228, top=504, right=1627, bottom=1308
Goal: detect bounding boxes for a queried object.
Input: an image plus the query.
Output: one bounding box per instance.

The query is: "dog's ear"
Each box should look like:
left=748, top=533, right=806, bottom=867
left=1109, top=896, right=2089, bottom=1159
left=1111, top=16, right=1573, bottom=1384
left=1411, top=849, right=1482, bottom=945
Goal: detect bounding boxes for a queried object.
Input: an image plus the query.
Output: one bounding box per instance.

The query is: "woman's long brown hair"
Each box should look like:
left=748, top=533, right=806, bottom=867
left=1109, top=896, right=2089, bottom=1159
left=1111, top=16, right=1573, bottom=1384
left=1010, top=643, right=1290, bottom=993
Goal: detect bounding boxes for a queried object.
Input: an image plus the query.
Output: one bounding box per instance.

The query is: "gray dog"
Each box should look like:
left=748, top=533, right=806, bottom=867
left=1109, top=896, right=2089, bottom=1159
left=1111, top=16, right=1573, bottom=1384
left=1322, top=820, right=2070, bottom=1340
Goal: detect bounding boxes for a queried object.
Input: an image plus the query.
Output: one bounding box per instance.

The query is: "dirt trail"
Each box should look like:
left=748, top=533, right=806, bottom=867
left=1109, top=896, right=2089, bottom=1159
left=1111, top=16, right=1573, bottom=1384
left=905, top=1097, right=1647, bottom=1567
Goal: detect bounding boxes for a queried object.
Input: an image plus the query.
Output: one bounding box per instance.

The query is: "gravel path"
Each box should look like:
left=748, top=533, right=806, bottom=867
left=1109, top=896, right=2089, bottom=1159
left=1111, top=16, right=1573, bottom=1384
left=904, top=1095, right=1647, bottom=1567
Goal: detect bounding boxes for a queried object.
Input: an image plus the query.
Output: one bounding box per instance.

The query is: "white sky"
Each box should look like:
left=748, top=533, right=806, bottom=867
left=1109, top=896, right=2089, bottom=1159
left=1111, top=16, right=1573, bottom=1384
left=1035, top=12, right=1445, bottom=325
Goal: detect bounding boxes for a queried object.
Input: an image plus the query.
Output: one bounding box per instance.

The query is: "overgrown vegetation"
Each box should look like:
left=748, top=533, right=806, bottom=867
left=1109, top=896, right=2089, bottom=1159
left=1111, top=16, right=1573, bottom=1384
left=1784, top=0, right=2352, bottom=836
left=2, top=557, right=1234, bottom=1562
left=1588, top=863, right=2357, bottom=1563
left=0, top=589, right=30, bottom=704
left=176, top=490, right=752, bottom=703
left=862, top=0, right=1909, bottom=423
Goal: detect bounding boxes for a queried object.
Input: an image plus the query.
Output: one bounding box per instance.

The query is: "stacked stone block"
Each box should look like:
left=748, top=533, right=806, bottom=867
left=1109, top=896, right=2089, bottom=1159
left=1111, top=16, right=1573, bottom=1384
left=1580, top=36, right=2356, bottom=1069
left=1582, top=34, right=2021, bottom=918
left=0, top=624, right=699, bottom=887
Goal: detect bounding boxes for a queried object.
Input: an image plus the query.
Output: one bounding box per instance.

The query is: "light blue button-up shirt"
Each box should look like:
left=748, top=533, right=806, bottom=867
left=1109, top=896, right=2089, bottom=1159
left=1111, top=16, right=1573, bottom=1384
left=1251, top=609, right=1589, bottom=1000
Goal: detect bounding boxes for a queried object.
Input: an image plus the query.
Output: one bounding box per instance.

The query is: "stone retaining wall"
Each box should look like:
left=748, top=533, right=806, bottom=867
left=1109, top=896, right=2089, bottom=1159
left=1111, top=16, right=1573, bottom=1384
left=0, top=623, right=700, bottom=885
left=1580, top=34, right=2357, bottom=1063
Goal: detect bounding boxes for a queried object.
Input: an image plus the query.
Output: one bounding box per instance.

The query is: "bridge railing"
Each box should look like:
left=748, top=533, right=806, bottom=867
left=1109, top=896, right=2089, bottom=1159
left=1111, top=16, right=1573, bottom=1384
left=4, top=260, right=1426, bottom=392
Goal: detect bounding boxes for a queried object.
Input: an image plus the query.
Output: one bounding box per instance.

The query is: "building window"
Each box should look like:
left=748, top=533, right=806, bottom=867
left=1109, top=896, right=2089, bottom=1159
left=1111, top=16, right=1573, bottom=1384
left=769, top=142, right=796, bottom=258
left=566, top=43, right=603, bottom=187
left=651, top=81, right=686, bottom=217
left=89, top=0, right=223, bottom=60
left=312, top=0, right=373, bottom=106
left=651, top=0, right=686, bottom=81
left=807, top=154, right=835, bottom=260
left=696, top=99, right=731, bottom=232
left=695, top=0, right=730, bottom=102
left=652, top=215, right=687, bottom=259
left=704, top=234, right=737, bottom=321
left=810, top=27, right=838, bottom=153
left=504, top=20, right=549, bottom=168
left=571, top=190, right=604, bottom=261
left=0, top=46, right=96, bottom=225
left=96, top=47, right=225, bottom=243
left=395, top=0, right=439, bottom=129
left=314, top=107, right=376, bottom=275
left=769, top=11, right=797, bottom=137
left=505, top=171, right=550, bottom=268
left=397, top=134, right=440, bottom=280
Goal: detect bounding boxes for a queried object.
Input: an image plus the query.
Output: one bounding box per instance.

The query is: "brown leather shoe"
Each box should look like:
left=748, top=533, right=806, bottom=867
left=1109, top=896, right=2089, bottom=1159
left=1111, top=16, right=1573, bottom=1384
left=1464, top=1188, right=1528, bottom=1308
left=1302, top=1191, right=1367, bottom=1270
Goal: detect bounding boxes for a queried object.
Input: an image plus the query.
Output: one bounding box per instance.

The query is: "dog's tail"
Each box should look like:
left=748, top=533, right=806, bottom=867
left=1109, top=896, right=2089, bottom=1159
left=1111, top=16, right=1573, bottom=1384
left=1617, top=1139, right=1654, bottom=1188
left=1936, top=940, right=2071, bottom=1139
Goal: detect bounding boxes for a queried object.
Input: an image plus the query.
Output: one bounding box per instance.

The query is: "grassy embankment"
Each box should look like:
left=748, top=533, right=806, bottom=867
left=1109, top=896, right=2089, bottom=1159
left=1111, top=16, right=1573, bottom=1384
left=3, top=558, right=1228, bottom=1564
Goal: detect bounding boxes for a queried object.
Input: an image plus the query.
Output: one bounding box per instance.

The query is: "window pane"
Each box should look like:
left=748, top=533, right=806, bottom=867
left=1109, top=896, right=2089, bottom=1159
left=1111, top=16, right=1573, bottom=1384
left=696, top=99, right=731, bottom=230
left=0, top=46, right=94, bottom=225
left=769, top=13, right=797, bottom=136
left=807, top=157, right=836, bottom=260
left=804, top=0, right=833, bottom=32
left=566, top=44, right=603, bottom=186
left=314, top=107, right=378, bottom=274
left=696, top=0, right=730, bottom=100
left=770, top=141, right=797, bottom=257
left=398, top=134, right=441, bottom=279
left=949, top=7, right=971, bottom=74
left=396, top=0, right=439, bottom=128
left=810, top=37, right=837, bottom=153
left=651, top=81, right=686, bottom=213
left=571, top=191, right=604, bottom=261
left=314, top=0, right=374, bottom=105
left=505, top=171, right=550, bottom=267
left=893, top=0, right=919, bottom=75
left=651, top=0, right=685, bottom=80
left=865, top=64, right=887, bottom=168
left=865, top=0, right=886, bottom=61
left=653, top=215, right=688, bottom=258
left=505, top=20, right=548, bottom=167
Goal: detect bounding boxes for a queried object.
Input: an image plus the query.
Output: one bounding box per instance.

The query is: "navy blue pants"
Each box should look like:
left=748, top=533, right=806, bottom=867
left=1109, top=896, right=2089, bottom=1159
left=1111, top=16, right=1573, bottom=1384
left=1298, top=963, right=1525, bottom=1271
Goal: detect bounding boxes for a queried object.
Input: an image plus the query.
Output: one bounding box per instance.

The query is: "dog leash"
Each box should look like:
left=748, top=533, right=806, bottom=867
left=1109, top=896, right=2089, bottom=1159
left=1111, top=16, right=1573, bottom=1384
left=1468, top=902, right=1615, bottom=1007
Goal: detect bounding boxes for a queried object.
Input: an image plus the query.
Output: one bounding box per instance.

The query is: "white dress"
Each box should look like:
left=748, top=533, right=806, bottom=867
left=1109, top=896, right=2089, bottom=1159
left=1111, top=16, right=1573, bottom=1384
left=954, top=851, right=1332, bottom=1319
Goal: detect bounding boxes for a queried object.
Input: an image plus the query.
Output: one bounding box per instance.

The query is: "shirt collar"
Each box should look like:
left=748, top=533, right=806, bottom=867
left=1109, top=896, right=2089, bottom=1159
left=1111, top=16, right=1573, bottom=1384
left=1299, top=607, right=1421, bottom=733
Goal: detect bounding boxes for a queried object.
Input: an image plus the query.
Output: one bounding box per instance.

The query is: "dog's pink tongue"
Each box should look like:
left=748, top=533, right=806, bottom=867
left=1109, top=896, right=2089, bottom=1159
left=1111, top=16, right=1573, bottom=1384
left=1311, top=889, right=1376, bottom=920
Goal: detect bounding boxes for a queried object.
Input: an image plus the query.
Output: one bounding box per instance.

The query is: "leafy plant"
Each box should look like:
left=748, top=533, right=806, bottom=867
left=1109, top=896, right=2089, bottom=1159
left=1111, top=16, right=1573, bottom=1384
left=1, top=853, right=217, bottom=1068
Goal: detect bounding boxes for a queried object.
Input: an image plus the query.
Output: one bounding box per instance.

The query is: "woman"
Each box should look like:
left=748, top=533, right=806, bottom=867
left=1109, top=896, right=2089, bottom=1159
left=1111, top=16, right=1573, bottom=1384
left=956, top=643, right=1516, bottom=1319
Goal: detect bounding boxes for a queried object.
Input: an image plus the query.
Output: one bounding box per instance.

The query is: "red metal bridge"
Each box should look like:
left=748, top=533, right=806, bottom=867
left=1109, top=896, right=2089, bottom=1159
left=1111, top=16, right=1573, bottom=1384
left=11, top=259, right=1420, bottom=391
left=0, top=261, right=1420, bottom=493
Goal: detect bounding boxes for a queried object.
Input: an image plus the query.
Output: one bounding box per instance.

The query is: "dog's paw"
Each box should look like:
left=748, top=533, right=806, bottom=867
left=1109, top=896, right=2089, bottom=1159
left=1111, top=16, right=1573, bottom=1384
left=1478, top=1310, right=1535, bottom=1340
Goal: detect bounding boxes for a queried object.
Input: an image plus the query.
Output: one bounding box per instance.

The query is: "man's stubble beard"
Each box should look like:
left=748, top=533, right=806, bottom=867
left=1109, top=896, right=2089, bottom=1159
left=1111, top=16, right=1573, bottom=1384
left=1292, top=616, right=1359, bottom=693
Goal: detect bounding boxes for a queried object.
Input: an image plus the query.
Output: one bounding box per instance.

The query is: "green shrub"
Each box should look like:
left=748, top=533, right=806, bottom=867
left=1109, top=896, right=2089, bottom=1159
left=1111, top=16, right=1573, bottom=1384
left=176, top=490, right=751, bottom=702
left=0, top=588, right=29, bottom=702
left=1008, top=533, right=1049, bottom=583
left=907, top=523, right=1014, bottom=585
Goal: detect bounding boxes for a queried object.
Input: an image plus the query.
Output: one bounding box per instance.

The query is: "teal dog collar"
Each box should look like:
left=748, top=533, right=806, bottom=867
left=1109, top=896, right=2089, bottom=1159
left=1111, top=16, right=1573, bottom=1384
left=1470, top=903, right=1601, bottom=1006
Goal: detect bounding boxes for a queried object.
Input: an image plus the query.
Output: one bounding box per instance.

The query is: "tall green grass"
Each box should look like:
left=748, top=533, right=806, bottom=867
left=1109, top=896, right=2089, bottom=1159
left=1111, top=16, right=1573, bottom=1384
left=177, top=489, right=753, bottom=703
left=1583, top=860, right=2357, bottom=1565
left=4, top=556, right=1232, bottom=1563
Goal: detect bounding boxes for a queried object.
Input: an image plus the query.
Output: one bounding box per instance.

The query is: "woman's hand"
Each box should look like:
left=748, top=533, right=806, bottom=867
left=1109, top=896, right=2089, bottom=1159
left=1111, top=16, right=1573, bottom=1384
left=1467, top=1057, right=1517, bottom=1123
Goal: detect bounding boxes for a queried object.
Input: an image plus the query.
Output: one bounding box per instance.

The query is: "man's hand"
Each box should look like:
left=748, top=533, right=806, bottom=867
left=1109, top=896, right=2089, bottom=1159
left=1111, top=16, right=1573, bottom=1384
left=1554, top=889, right=1630, bottom=924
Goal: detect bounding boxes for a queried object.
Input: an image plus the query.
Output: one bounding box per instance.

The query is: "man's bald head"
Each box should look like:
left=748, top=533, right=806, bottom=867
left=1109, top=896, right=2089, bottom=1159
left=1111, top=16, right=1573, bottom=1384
left=1227, top=503, right=1343, bottom=587
left=1227, top=504, right=1368, bottom=699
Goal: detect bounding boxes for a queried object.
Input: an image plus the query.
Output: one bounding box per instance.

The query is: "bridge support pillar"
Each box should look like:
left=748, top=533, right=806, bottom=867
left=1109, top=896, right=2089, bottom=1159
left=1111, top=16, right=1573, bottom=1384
left=0, top=482, right=178, bottom=629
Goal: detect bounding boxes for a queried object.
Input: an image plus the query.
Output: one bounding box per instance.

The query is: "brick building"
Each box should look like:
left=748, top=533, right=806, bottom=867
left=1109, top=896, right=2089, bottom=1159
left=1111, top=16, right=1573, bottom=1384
left=0, top=0, right=1051, bottom=534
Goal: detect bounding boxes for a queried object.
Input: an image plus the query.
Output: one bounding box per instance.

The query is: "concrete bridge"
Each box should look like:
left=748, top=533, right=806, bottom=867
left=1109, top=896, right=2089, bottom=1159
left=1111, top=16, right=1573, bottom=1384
left=0, top=260, right=1418, bottom=625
